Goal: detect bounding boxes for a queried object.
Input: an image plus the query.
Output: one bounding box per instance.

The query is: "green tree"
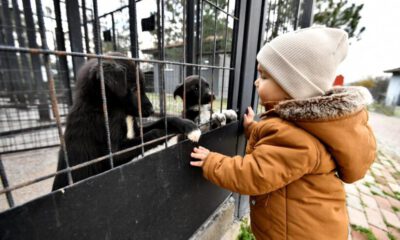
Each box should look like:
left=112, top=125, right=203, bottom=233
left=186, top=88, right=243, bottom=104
left=313, top=0, right=365, bottom=41
left=265, top=0, right=366, bottom=42
left=265, top=0, right=299, bottom=42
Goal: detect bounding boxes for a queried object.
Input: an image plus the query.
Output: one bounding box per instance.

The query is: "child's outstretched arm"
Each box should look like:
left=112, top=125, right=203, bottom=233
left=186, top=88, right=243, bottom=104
left=190, top=121, right=320, bottom=196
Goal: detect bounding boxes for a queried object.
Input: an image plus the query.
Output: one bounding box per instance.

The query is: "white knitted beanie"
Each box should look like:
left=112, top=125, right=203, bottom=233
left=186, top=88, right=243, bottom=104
left=257, top=27, right=348, bottom=99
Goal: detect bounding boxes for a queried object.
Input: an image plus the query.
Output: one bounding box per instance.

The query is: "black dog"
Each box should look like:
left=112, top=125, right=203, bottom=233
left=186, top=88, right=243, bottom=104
left=173, top=75, right=237, bottom=129
left=52, top=53, right=200, bottom=190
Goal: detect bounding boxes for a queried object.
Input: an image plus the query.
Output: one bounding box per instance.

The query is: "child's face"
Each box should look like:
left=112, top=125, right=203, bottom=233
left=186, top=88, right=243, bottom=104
left=255, top=64, right=291, bottom=104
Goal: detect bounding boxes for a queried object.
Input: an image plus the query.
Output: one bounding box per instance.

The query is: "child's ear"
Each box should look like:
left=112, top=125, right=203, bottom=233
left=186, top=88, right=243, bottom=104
left=173, top=83, right=184, bottom=99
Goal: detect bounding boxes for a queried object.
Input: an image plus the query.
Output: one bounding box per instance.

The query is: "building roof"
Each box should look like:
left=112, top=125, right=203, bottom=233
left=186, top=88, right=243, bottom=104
left=384, top=67, right=400, bottom=73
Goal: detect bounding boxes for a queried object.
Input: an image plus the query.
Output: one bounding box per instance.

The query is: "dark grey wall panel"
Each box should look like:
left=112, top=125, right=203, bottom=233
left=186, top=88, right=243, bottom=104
left=0, top=122, right=239, bottom=240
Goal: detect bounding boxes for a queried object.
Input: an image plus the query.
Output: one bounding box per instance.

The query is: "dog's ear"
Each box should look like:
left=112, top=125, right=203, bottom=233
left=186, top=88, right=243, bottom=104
left=173, top=83, right=184, bottom=99
left=93, top=60, right=127, bottom=98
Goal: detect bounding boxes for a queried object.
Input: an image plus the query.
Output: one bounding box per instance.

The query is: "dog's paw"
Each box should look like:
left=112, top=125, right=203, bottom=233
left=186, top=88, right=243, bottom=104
left=187, top=129, right=201, bottom=142
left=222, top=109, right=237, bottom=122
left=212, top=112, right=227, bottom=126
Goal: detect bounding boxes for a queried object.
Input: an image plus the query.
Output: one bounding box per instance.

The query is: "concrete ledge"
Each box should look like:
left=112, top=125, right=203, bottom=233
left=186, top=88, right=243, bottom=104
left=189, top=196, right=236, bottom=240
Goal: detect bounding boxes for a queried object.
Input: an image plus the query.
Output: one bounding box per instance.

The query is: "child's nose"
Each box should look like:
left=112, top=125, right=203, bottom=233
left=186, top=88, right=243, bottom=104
left=254, top=79, right=260, bottom=87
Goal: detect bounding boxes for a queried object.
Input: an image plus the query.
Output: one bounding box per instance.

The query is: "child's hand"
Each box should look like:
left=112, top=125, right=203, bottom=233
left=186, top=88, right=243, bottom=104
left=190, top=146, right=210, bottom=167
left=243, top=106, right=255, bottom=129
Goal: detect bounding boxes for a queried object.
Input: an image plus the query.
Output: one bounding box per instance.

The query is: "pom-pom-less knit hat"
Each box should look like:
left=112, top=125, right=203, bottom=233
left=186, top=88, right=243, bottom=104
left=256, top=27, right=348, bottom=99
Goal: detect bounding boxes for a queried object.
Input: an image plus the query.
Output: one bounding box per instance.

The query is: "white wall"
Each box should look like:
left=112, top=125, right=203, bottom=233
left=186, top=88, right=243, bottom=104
left=385, top=75, right=400, bottom=106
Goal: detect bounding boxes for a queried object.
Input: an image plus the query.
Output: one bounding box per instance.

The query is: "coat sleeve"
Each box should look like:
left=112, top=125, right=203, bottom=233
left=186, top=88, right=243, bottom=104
left=244, top=121, right=257, bottom=139
left=202, top=121, right=320, bottom=195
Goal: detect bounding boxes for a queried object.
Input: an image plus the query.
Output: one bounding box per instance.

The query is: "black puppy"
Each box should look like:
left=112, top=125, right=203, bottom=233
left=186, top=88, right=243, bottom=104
left=173, top=75, right=237, bottom=129
left=52, top=53, right=200, bottom=190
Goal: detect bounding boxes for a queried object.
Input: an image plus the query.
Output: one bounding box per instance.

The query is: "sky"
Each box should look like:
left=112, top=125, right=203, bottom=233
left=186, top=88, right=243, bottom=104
left=336, top=0, right=400, bottom=83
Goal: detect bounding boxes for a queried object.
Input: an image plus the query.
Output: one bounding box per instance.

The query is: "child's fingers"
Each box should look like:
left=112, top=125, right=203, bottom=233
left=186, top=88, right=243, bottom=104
left=199, top=146, right=209, bottom=152
left=190, top=161, right=203, bottom=167
left=191, top=152, right=205, bottom=159
left=248, top=107, right=255, bottom=116
left=194, top=147, right=208, bottom=154
left=193, top=147, right=202, bottom=153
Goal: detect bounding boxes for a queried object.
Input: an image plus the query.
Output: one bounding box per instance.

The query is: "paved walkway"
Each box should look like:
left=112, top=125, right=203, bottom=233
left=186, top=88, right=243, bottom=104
left=346, top=145, right=400, bottom=240
left=346, top=112, right=400, bottom=239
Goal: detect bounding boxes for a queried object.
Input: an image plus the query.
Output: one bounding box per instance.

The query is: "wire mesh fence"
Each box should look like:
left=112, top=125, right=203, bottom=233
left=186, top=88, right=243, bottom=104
left=0, top=0, right=311, bottom=213
left=0, top=0, right=240, bottom=211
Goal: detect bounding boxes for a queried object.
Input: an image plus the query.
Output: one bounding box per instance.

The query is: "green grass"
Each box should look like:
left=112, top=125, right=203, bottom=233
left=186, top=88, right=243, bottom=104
left=368, top=103, right=395, bottom=116
left=364, top=182, right=373, bottom=188
left=393, top=171, right=400, bottom=180
left=383, top=191, right=400, bottom=201
left=237, top=218, right=256, bottom=240
left=387, top=232, right=396, bottom=240
left=392, top=206, right=400, bottom=212
left=351, top=224, right=377, bottom=240
left=385, top=220, right=400, bottom=232
left=371, top=191, right=379, bottom=196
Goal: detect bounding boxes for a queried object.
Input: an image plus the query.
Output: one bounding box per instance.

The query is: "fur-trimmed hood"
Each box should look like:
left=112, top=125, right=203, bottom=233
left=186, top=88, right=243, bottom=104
left=263, top=86, right=376, bottom=183
left=268, top=86, right=373, bottom=121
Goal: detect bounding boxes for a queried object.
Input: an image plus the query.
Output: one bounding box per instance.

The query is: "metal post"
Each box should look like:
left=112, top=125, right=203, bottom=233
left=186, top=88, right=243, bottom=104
left=0, top=2, right=11, bottom=93
left=293, top=0, right=302, bottom=30
left=66, top=0, right=85, bottom=78
left=111, top=13, right=117, bottom=51
left=185, top=0, right=195, bottom=75
left=156, top=0, right=165, bottom=116
left=22, top=0, right=51, bottom=121
left=299, top=0, right=314, bottom=28
left=129, top=0, right=138, bottom=58
left=230, top=0, right=268, bottom=219
left=54, top=0, right=73, bottom=106
left=92, top=0, right=114, bottom=169
left=82, top=0, right=91, bottom=53
left=0, top=155, right=14, bottom=208
left=195, top=0, right=201, bottom=66
left=92, top=2, right=101, bottom=53
left=2, top=0, right=23, bottom=103
left=12, top=0, right=31, bottom=101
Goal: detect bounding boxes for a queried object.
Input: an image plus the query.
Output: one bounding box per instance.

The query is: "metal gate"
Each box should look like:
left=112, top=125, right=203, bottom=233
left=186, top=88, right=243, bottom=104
left=0, top=0, right=313, bottom=239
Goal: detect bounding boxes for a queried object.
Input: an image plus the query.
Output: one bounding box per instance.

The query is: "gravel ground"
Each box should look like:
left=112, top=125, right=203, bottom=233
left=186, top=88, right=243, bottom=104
left=0, top=147, right=58, bottom=212
left=0, top=111, right=399, bottom=212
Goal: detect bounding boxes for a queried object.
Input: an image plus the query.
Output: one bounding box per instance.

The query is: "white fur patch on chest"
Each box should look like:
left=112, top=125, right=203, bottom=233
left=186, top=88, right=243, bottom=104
left=198, top=104, right=211, bottom=124
left=126, top=115, right=135, bottom=139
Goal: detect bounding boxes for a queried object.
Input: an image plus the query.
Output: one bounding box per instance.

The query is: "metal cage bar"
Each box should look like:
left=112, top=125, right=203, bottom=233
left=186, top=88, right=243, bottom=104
left=92, top=0, right=114, bottom=169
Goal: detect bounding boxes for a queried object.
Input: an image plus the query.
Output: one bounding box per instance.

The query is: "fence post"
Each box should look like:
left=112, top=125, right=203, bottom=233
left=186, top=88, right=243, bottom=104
left=129, top=0, right=139, bottom=58
left=66, top=0, right=85, bottom=79
left=54, top=0, right=73, bottom=106
left=22, top=0, right=51, bottom=120
left=229, top=0, right=268, bottom=218
left=0, top=155, right=14, bottom=208
left=185, top=0, right=195, bottom=76
left=299, top=0, right=315, bottom=28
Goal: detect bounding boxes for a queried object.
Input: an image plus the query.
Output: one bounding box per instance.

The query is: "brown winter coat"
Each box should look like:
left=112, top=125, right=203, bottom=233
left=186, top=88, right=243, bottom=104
left=202, top=87, right=376, bottom=240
